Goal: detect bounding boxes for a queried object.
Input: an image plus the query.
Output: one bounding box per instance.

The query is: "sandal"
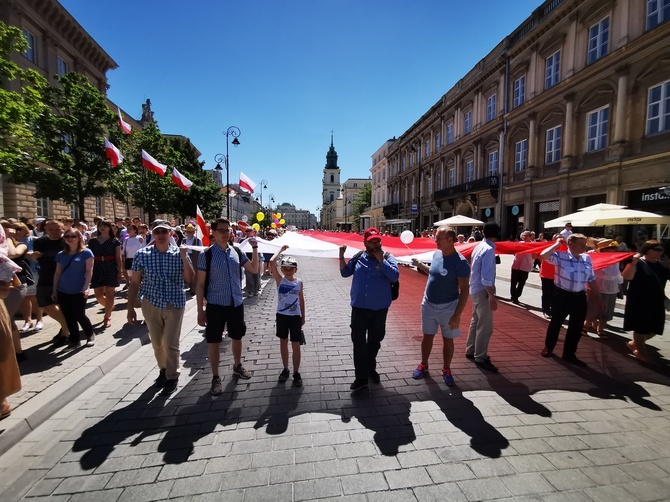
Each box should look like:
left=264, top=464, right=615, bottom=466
left=104, top=318, right=112, bottom=328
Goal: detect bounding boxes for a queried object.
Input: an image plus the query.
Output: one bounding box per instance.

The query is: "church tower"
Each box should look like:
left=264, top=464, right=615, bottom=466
left=322, top=133, right=341, bottom=204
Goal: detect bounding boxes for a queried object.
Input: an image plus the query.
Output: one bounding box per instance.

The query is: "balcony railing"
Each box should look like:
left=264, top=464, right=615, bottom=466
left=434, top=175, right=500, bottom=199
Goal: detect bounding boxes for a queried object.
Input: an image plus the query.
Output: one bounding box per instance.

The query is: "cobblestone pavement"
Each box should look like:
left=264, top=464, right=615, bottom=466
left=1, top=255, right=670, bottom=502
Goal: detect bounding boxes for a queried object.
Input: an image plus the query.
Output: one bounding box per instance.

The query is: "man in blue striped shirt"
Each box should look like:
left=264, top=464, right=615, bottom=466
left=195, top=218, right=259, bottom=395
left=128, top=221, right=195, bottom=395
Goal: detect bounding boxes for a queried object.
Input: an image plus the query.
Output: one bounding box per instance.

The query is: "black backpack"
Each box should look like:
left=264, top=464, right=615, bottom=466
left=350, top=251, right=399, bottom=301
left=203, top=245, right=244, bottom=298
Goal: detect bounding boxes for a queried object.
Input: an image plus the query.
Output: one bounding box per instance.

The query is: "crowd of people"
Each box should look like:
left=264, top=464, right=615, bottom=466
left=0, top=214, right=668, bottom=420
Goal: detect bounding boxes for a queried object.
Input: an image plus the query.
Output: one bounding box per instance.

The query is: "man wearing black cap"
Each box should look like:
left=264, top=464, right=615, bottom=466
left=466, top=222, right=500, bottom=372
left=340, top=227, right=399, bottom=391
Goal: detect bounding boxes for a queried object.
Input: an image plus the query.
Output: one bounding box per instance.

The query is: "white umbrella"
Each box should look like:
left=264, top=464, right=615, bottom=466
left=433, top=215, right=484, bottom=227
left=544, top=206, right=670, bottom=228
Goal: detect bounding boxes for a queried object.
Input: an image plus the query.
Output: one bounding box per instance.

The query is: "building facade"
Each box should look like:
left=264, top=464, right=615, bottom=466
left=384, top=0, right=670, bottom=241
left=273, top=203, right=314, bottom=230
left=368, top=139, right=395, bottom=230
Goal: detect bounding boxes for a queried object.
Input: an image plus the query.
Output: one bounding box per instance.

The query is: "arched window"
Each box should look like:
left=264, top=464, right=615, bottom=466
left=330, top=174, right=334, bottom=182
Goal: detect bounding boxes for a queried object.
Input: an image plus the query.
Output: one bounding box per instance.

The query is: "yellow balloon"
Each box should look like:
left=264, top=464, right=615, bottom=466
left=252, top=223, right=260, bottom=231
left=279, top=219, right=285, bottom=225
left=256, top=212, right=265, bottom=221
left=276, top=212, right=282, bottom=219
left=271, top=222, right=277, bottom=229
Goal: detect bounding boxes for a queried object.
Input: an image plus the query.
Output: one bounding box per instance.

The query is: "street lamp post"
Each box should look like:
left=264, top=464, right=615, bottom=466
left=259, top=179, right=268, bottom=209
left=214, top=126, right=241, bottom=221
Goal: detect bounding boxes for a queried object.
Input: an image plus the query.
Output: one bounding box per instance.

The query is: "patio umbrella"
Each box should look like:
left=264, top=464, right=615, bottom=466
left=433, top=215, right=484, bottom=227
left=544, top=206, right=670, bottom=228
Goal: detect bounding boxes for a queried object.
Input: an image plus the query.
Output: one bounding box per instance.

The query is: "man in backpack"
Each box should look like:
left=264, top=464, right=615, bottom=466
left=339, top=227, right=399, bottom=391
left=195, top=218, right=259, bottom=395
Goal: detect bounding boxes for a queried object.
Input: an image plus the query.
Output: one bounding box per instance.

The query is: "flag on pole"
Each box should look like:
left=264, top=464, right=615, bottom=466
left=172, top=167, right=193, bottom=191
left=141, top=150, right=167, bottom=176
left=196, top=205, right=210, bottom=246
left=239, top=172, right=256, bottom=194
left=104, top=138, right=123, bottom=167
left=117, top=107, right=132, bottom=134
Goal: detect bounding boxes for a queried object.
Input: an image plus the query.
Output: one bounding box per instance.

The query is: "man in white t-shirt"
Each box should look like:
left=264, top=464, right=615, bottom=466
left=559, top=223, right=573, bottom=241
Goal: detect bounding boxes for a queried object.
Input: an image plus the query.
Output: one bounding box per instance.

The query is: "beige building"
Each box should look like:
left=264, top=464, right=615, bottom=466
left=368, top=139, right=395, bottom=230
left=273, top=202, right=315, bottom=230
left=384, top=0, right=670, bottom=242
left=0, top=0, right=179, bottom=224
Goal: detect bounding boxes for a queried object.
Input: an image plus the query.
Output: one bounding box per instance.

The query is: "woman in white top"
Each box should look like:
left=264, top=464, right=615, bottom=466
left=121, top=224, right=144, bottom=282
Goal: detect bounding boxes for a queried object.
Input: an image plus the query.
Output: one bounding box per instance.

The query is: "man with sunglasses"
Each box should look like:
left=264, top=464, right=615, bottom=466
left=127, top=220, right=194, bottom=396
left=196, top=218, right=259, bottom=395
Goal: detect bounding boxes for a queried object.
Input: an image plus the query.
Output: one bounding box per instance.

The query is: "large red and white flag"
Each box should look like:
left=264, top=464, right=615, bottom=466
left=172, top=167, right=193, bottom=191
left=239, top=172, right=256, bottom=194
left=141, top=149, right=167, bottom=176
left=117, top=107, right=132, bottom=134
left=196, top=205, right=210, bottom=246
left=104, top=137, right=123, bottom=167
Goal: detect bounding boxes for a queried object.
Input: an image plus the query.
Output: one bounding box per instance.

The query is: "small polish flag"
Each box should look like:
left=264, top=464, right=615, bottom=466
left=239, top=172, right=256, bottom=194
left=196, top=205, right=210, bottom=246
left=104, top=138, right=123, bottom=167
left=141, top=149, right=167, bottom=176
left=172, top=167, right=193, bottom=191
left=117, top=107, right=132, bottom=134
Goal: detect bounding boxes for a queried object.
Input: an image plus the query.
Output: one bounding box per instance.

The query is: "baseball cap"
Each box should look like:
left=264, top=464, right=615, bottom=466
left=364, top=227, right=382, bottom=242
left=280, top=256, right=298, bottom=268
left=151, top=220, right=172, bottom=231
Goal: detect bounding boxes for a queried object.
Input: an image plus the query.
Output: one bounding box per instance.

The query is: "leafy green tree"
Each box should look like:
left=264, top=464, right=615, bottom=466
left=0, top=22, right=48, bottom=175
left=10, top=72, right=117, bottom=217
left=350, top=181, right=371, bottom=231
left=167, top=135, right=224, bottom=221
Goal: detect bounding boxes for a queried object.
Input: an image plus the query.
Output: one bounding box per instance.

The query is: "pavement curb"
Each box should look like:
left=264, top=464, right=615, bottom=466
left=0, top=301, right=199, bottom=457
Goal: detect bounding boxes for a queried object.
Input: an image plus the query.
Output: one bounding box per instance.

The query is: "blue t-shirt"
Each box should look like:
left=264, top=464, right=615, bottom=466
left=56, top=249, right=94, bottom=294
left=425, top=251, right=471, bottom=304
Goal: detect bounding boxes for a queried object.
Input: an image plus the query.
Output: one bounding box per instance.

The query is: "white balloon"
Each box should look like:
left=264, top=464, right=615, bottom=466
left=242, top=215, right=248, bottom=222
left=400, top=230, right=414, bottom=244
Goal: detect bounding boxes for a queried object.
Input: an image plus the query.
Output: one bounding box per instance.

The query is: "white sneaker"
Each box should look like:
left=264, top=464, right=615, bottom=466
left=34, top=321, right=44, bottom=331
left=20, top=322, right=33, bottom=333
left=85, top=334, right=95, bottom=347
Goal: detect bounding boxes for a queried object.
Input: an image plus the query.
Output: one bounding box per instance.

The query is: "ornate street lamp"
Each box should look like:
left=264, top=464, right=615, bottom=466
left=214, top=126, right=241, bottom=220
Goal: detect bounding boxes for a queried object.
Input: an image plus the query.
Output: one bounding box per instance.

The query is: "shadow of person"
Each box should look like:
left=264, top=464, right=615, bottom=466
left=253, top=384, right=304, bottom=435
left=424, top=376, right=510, bottom=459
left=343, top=387, right=416, bottom=457
left=484, top=371, right=552, bottom=417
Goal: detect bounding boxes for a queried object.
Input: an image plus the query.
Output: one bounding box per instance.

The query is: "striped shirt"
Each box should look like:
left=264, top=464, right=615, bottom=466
left=132, top=245, right=189, bottom=308
left=196, top=243, right=248, bottom=307
left=549, top=250, right=595, bottom=292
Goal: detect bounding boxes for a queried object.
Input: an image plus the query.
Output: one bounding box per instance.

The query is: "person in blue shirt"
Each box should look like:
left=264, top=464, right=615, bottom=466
left=466, top=222, right=500, bottom=372
left=411, top=226, right=470, bottom=386
left=52, top=229, right=94, bottom=349
left=340, top=227, right=399, bottom=391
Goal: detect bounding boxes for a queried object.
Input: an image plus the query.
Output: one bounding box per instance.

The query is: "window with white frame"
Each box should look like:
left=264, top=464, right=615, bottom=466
left=437, top=169, right=442, bottom=189
left=425, top=140, right=430, bottom=158
left=401, top=157, right=406, bottom=171
left=464, top=110, right=472, bottom=134
left=545, top=50, right=561, bottom=89
left=588, top=17, right=609, bottom=64
left=513, top=75, right=525, bottom=108
left=486, top=94, right=496, bottom=122
left=465, top=160, right=474, bottom=181
left=36, top=198, right=49, bottom=217
left=447, top=123, right=454, bottom=144
left=586, top=105, right=609, bottom=152
left=448, top=166, right=455, bottom=187
left=436, top=132, right=441, bottom=152
left=488, top=151, right=499, bottom=175
left=95, top=197, right=104, bottom=216
left=546, top=125, right=562, bottom=164
left=646, top=80, right=670, bottom=135
left=70, top=204, right=80, bottom=220
left=515, top=139, right=528, bottom=173
left=647, top=0, right=670, bottom=29
left=21, top=28, right=36, bottom=63
left=57, top=56, right=69, bottom=76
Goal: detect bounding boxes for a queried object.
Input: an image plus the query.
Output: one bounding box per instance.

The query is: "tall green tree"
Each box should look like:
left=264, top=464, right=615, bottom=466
left=167, top=136, right=224, bottom=220
left=0, top=22, right=48, bottom=175
left=10, top=71, right=117, bottom=217
left=350, top=181, right=371, bottom=231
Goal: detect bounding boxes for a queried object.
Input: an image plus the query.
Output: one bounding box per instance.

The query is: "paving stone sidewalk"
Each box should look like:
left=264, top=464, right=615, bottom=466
left=1, top=256, right=670, bottom=501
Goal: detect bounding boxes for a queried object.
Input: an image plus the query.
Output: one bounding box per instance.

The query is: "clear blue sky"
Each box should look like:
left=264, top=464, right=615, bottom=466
left=59, top=0, right=539, bottom=216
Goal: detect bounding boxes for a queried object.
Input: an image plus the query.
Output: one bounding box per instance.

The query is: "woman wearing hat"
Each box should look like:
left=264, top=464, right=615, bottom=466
left=622, top=240, right=670, bottom=363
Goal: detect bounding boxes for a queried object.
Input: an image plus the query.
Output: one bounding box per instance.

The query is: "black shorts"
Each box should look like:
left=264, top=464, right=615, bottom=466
left=276, top=313, right=302, bottom=342
left=125, top=258, right=133, bottom=270
left=36, top=285, right=55, bottom=308
left=205, top=303, right=246, bottom=343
